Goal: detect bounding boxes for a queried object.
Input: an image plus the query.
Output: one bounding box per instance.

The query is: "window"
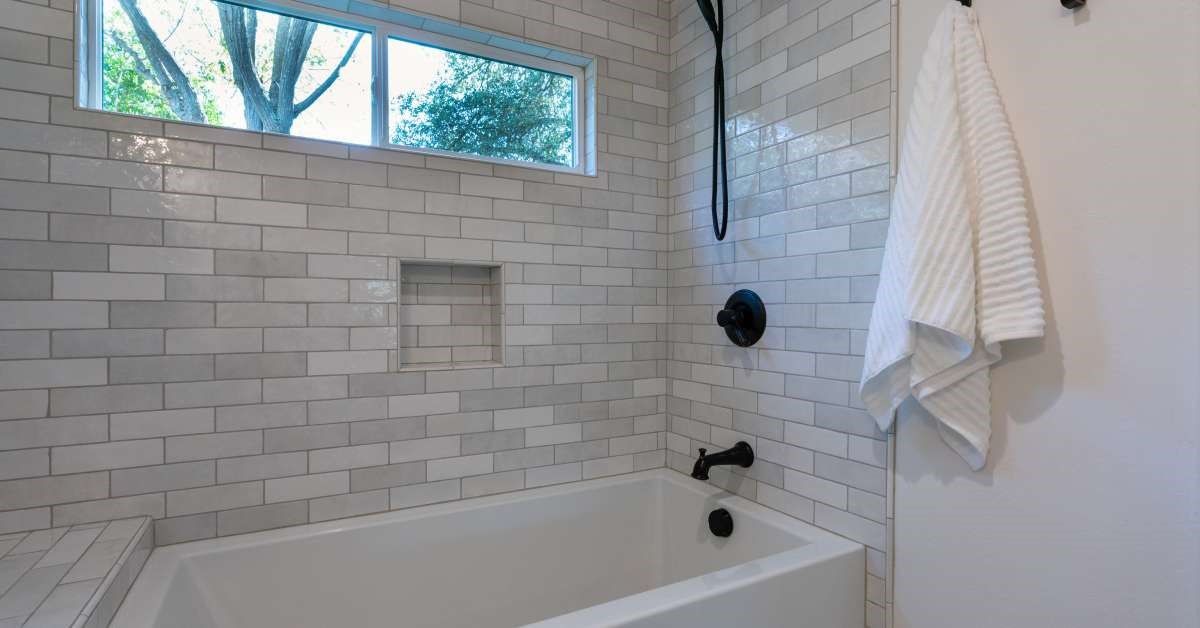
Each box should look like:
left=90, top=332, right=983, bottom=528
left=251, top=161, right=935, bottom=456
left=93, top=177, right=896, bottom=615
left=388, top=39, right=575, bottom=168
left=98, top=0, right=372, bottom=144
left=81, top=0, right=589, bottom=171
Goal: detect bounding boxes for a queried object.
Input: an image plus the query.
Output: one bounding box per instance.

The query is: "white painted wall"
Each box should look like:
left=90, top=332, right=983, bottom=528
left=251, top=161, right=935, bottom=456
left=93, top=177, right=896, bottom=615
left=893, top=2, right=1200, bottom=627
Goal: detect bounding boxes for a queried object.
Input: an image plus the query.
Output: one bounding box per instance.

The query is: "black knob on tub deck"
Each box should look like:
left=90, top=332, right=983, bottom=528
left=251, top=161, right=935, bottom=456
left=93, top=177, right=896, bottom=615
left=709, top=508, right=734, bottom=538
left=716, top=289, right=766, bottom=347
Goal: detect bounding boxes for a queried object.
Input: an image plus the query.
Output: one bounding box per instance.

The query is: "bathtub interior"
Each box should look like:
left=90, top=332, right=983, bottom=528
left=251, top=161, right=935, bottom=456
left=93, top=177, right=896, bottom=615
left=131, top=473, right=821, bottom=628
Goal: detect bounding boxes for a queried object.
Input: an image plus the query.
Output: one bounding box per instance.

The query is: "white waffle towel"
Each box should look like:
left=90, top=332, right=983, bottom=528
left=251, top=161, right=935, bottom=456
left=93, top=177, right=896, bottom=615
left=859, top=4, right=1044, bottom=470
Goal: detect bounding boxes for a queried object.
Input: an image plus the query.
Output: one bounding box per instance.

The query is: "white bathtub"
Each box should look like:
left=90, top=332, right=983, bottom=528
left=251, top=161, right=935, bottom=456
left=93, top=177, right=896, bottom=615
left=112, top=469, right=864, bottom=628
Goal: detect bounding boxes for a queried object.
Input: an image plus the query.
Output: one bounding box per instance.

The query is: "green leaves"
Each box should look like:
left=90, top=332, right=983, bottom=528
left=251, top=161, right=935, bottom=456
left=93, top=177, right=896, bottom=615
left=391, top=54, right=574, bottom=166
left=103, top=1, right=227, bottom=126
left=102, top=30, right=176, bottom=120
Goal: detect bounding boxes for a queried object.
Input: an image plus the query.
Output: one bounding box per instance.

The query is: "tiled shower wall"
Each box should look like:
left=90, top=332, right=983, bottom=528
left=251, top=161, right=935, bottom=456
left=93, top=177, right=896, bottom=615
left=0, top=0, right=673, bottom=542
left=667, top=0, right=894, bottom=625
left=0, top=0, right=894, bottom=619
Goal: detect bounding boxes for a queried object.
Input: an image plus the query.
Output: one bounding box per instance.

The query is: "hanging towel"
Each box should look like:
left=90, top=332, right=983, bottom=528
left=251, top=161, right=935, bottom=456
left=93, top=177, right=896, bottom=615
left=859, top=4, right=1044, bottom=470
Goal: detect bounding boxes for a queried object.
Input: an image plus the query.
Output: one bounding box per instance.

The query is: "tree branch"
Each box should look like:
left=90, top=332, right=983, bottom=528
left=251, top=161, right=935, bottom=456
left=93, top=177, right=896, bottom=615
left=217, top=4, right=274, bottom=129
left=294, top=31, right=364, bottom=115
left=115, top=0, right=204, bottom=122
left=109, top=32, right=154, bottom=83
left=267, top=15, right=291, bottom=109
left=271, top=18, right=316, bottom=124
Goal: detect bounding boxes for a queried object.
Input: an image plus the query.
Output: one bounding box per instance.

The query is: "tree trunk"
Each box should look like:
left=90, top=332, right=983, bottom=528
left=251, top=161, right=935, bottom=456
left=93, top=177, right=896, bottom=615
left=116, top=1, right=364, bottom=134
left=115, top=0, right=205, bottom=123
left=217, top=7, right=352, bottom=135
left=217, top=5, right=276, bottom=131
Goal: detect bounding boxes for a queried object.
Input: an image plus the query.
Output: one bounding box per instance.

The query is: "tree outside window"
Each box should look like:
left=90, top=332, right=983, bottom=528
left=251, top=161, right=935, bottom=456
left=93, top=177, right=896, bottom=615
left=98, top=0, right=579, bottom=167
left=103, top=0, right=372, bottom=143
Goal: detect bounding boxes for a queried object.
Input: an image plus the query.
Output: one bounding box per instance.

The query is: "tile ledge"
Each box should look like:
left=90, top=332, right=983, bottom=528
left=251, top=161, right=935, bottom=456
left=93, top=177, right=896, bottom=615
left=0, top=516, right=153, bottom=628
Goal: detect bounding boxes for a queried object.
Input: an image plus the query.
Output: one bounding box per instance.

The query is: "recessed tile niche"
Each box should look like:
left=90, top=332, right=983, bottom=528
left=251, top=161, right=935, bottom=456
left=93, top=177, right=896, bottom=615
left=396, top=261, right=504, bottom=371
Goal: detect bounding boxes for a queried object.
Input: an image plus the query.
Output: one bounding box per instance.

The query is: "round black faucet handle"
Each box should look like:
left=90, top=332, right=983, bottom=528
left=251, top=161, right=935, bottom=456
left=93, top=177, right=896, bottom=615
left=716, top=309, right=741, bottom=328
left=697, top=448, right=706, bottom=457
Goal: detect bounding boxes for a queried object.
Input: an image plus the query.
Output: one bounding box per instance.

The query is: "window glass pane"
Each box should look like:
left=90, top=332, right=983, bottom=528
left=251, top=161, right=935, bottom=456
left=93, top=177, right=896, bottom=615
left=102, top=0, right=372, bottom=144
left=388, top=38, right=575, bottom=167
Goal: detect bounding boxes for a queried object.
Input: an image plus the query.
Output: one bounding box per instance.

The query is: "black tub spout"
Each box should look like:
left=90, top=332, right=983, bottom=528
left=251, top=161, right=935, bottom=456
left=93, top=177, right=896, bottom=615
left=691, top=441, right=754, bottom=481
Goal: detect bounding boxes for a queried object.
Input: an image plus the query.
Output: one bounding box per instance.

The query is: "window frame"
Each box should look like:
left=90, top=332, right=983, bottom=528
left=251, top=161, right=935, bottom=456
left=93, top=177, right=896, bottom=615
left=77, top=0, right=590, bottom=175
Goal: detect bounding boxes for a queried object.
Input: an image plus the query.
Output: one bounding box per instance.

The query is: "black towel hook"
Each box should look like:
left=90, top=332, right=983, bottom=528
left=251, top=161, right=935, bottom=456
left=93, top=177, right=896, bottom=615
left=962, top=0, right=1086, bottom=8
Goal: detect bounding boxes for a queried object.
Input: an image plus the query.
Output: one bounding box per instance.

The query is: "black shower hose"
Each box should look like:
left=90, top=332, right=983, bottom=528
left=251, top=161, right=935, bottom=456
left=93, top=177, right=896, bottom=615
left=696, top=0, right=728, bottom=241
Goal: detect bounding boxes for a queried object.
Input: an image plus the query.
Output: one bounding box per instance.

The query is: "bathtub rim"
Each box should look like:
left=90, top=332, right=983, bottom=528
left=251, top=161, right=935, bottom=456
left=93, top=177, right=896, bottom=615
left=113, top=468, right=863, bottom=627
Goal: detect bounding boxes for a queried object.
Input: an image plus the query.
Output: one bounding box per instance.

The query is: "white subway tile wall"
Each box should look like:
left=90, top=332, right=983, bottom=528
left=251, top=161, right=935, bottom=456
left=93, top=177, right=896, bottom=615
left=0, top=0, right=894, bottom=625
left=668, top=0, right=893, bottom=626
left=0, top=0, right=671, bottom=540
